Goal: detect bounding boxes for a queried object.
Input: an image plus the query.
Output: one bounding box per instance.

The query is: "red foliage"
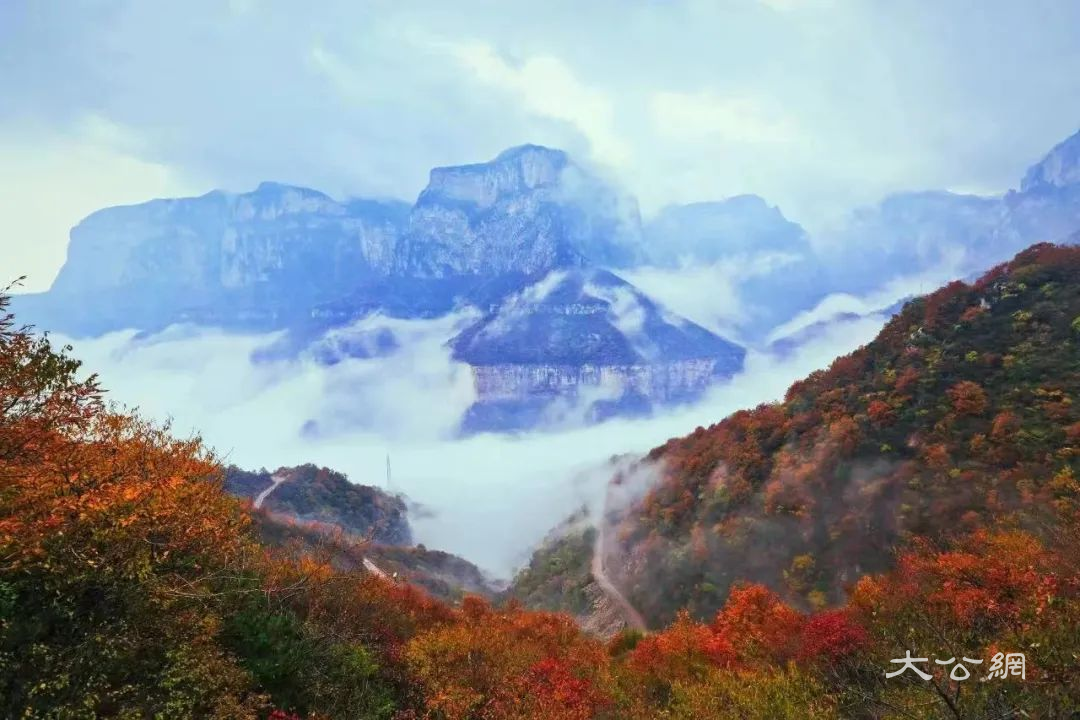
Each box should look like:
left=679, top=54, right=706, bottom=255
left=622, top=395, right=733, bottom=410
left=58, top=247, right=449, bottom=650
left=948, top=380, right=988, bottom=416
left=797, top=610, right=869, bottom=664
left=867, top=399, right=895, bottom=426
left=712, top=584, right=805, bottom=664
left=894, top=366, right=919, bottom=394
left=990, top=411, right=1020, bottom=442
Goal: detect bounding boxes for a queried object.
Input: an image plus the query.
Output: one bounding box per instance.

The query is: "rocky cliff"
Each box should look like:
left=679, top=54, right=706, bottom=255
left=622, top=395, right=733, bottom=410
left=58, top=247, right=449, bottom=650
left=451, top=269, right=745, bottom=431
left=398, top=145, right=643, bottom=278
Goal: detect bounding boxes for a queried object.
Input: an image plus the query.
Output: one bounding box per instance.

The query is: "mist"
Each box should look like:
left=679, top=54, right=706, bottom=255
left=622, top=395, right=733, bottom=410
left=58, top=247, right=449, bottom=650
left=58, top=310, right=889, bottom=578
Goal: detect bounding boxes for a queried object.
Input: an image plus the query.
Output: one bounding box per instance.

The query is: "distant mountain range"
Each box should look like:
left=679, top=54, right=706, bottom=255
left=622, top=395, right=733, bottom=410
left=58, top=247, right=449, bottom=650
left=12, top=130, right=1080, bottom=432
left=818, top=129, right=1080, bottom=296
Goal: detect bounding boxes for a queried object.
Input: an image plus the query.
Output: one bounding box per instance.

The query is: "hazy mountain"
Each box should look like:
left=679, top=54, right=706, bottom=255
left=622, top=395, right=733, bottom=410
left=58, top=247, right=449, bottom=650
left=821, top=128, right=1080, bottom=296
left=451, top=268, right=744, bottom=432
left=643, top=195, right=810, bottom=266
left=397, top=144, right=644, bottom=277
left=17, top=182, right=410, bottom=335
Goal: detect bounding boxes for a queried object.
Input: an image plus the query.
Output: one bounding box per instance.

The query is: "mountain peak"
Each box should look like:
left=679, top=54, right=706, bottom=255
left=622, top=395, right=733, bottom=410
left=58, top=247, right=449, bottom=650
left=493, top=143, right=568, bottom=164
left=1020, top=128, right=1080, bottom=192
left=418, top=144, right=570, bottom=209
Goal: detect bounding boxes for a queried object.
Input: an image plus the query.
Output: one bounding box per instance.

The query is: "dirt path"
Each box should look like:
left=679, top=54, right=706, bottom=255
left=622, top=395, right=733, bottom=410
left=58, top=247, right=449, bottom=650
left=362, top=557, right=390, bottom=580
left=591, top=508, right=647, bottom=632
left=253, top=473, right=286, bottom=509
left=254, top=472, right=391, bottom=581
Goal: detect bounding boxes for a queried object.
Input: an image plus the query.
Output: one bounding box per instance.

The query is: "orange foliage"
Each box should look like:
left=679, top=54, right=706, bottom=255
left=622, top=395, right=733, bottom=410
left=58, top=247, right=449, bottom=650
left=405, top=598, right=610, bottom=720
left=948, top=380, right=988, bottom=416
left=712, top=584, right=805, bottom=664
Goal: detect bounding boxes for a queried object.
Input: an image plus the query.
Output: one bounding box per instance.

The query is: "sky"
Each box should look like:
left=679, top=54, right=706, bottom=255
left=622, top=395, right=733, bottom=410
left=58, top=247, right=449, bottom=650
left=3, top=0, right=1080, bottom=292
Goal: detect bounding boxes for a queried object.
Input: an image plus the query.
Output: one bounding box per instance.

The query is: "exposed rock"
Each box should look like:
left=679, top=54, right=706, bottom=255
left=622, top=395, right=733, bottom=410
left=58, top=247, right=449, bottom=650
left=450, top=269, right=745, bottom=431
left=398, top=145, right=643, bottom=278
left=1021, top=128, right=1080, bottom=191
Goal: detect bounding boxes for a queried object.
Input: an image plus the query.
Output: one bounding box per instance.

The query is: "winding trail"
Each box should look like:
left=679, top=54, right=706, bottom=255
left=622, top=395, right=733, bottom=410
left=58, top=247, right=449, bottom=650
left=254, top=473, right=393, bottom=581
left=592, top=504, right=647, bottom=632
left=362, top=557, right=390, bottom=580
left=253, top=473, right=286, bottom=509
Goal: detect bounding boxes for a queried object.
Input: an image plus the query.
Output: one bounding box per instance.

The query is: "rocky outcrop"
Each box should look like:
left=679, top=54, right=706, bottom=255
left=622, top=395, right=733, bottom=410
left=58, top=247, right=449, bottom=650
left=1021, top=128, right=1080, bottom=191
left=452, top=269, right=745, bottom=431
left=22, top=145, right=647, bottom=338
left=398, top=145, right=643, bottom=278
left=53, top=182, right=406, bottom=300
left=469, top=360, right=726, bottom=403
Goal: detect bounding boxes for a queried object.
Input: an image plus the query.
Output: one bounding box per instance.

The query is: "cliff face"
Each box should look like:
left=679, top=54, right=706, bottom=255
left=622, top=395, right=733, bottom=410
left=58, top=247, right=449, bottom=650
left=53, top=182, right=407, bottom=301
left=452, top=269, right=745, bottom=431
left=1021, top=128, right=1080, bottom=191
left=28, top=145, right=646, bottom=340
left=398, top=145, right=643, bottom=278
left=470, top=359, right=724, bottom=403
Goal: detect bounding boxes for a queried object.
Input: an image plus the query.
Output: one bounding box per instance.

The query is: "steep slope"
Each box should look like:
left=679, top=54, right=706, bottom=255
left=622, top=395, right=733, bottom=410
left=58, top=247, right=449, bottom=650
left=20, top=183, right=409, bottom=335
left=596, top=243, right=1080, bottom=625
left=450, top=268, right=745, bottom=431
left=398, top=144, right=643, bottom=277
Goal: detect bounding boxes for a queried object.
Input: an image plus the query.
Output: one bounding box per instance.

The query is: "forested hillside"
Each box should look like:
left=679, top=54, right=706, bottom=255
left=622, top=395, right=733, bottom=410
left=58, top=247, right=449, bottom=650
left=2, top=248, right=1078, bottom=718
left=226, top=464, right=412, bottom=546
left=611, top=243, right=1080, bottom=623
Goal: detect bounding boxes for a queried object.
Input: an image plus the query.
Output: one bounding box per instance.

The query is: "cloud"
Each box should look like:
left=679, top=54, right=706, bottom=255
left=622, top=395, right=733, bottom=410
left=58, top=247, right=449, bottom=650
left=443, top=40, right=631, bottom=169
left=4, top=0, right=1080, bottom=283
left=54, top=306, right=887, bottom=577
left=650, top=91, right=798, bottom=145
left=621, top=252, right=802, bottom=339
left=0, top=115, right=196, bottom=292
left=766, top=246, right=968, bottom=343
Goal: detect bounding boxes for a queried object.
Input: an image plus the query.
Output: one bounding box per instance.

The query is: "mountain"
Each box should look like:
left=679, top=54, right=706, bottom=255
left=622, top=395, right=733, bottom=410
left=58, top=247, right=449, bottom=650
left=644, top=195, right=810, bottom=266
left=5, top=253, right=1077, bottom=720
left=640, top=195, right=828, bottom=343
left=226, top=463, right=498, bottom=600
left=398, top=144, right=643, bottom=277
left=15, top=145, right=644, bottom=338
left=450, top=268, right=746, bottom=432
left=21, top=183, right=408, bottom=335
left=1021, top=128, right=1080, bottom=191
left=822, top=128, right=1080, bottom=296
left=224, top=463, right=412, bottom=545
left=521, top=243, right=1080, bottom=627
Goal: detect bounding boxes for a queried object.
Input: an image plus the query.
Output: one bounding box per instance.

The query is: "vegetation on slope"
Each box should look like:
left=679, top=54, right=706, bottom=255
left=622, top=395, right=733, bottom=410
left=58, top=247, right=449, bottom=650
left=613, top=243, right=1080, bottom=626
left=249, top=511, right=494, bottom=601
left=226, top=464, right=412, bottom=545
left=507, top=510, right=596, bottom=616
left=1, top=247, right=1078, bottom=719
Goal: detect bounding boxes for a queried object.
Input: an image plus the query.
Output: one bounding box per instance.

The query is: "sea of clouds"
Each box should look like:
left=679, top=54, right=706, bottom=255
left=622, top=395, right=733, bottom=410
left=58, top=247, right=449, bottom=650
left=58, top=303, right=890, bottom=579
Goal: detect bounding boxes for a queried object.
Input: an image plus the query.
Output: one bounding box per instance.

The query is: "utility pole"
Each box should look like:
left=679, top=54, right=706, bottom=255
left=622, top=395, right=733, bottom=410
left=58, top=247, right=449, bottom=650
left=386, top=453, right=393, bottom=494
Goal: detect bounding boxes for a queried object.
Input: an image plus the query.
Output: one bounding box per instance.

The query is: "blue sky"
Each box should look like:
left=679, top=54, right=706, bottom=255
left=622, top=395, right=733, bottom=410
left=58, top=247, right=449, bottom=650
left=3, top=0, right=1080, bottom=291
